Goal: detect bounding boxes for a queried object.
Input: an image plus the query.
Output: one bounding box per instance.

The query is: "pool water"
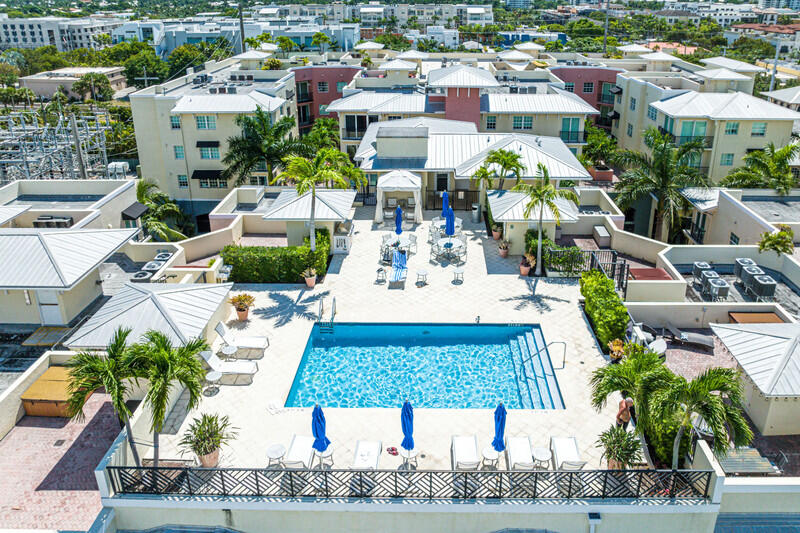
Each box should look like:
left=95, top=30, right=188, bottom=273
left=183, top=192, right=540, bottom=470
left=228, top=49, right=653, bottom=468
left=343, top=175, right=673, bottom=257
left=285, top=323, right=564, bottom=409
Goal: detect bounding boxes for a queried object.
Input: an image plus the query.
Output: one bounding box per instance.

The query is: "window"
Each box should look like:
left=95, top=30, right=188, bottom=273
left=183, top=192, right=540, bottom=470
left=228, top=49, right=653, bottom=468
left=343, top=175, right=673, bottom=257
left=336, top=81, right=347, bottom=93
left=486, top=115, right=496, bottom=130
left=177, top=175, right=188, bottom=188
left=629, top=97, right=636, bottom=111
left=173, top=145, right=184, bottom=159
left=564, top=82, right=574, bottom=93
left=170, top=116, right=181, bottom=129
left=513, top=116, right=532, bottom=130
left=720, top=153, right=734, bottom=166
left=200, top=146, right=220, bottom=159
left=725, top=122, right=739, bottom=135
left=730, top=232, right=739, bottom=245
left=387, top=115, right=402, bottom=120
left=647, top=105, right=657, bottom=121
left=663, top=116, right=674, bottom=134
left=317, top=81, right=328, bottom=92
left=199, top=178, right=227, bottom=188
left=195, top=115, right=216, bottom=130
left=582, top=82, right=594, bottom=93
left=627, top=123, right=633, bottom=137
left=319, top=104, right=329, bottom=115
left=751, top=122, right=767, bottom=136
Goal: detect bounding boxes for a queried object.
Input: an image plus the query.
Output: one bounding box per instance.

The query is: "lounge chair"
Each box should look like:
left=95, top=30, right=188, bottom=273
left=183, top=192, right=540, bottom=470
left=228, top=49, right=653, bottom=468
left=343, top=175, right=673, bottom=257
left=384, top=198, right=397, bottom=219
left=550, top=436, right=586, bottom=470
left=665, top=322, right=715, bottom=351
left=199, top=350, right=257, bottom=385
left=451, top=435, right=480, bottom=470
left=283, top=434, right=315, bottom=469
left=405, top=198, right=416, bottom=221
left=352, top=440, right=382, bottom=469
left=215, top=322, right=269, bottom=359
left=506, top=436, right=535, bottom=470
left=388, top=250, right=407, bottom=289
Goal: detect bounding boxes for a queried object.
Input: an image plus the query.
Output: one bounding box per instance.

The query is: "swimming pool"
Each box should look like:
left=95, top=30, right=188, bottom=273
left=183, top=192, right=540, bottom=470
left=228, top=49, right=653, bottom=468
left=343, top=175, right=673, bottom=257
left=285, top=323, right=564, bottom=409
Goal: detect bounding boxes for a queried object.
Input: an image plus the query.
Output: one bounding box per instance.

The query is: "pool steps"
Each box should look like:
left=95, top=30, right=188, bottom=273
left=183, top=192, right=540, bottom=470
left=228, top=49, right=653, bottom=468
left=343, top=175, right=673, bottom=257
left=507, top=330, right=563, bottom=410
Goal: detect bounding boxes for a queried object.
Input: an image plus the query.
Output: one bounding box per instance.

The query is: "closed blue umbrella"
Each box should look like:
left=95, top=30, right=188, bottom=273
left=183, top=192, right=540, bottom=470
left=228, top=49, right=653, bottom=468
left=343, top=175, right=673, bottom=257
left=401, top=401, right=414, bottom=451
left=311, top=404, right=330, bottom=452
left=445, top=206, right=455, bottom=237
left=441, top=191, right=449, bottom=218
left=492, top=403, right=507, bottom=452
left=395, top=205, right=403, bottom=235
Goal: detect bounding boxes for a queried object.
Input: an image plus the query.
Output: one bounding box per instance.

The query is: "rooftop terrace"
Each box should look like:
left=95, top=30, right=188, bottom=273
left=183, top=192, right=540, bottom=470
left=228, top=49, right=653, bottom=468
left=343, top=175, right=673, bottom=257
left=740, top=195, right=800, bottom=224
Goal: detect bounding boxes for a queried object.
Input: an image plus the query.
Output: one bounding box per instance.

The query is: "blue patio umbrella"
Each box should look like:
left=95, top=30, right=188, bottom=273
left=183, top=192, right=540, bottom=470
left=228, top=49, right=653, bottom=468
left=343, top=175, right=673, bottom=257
left=445, top=206, right=455, bottom=237
left=401, top=401, right=414, bottom=451
left=395, top=205, right=403, bottom=235
left=311, top=404, right=330, bottom=452
left=492, top=403, right=507, bottom=452
left=441, top=191, right=449, bottom=218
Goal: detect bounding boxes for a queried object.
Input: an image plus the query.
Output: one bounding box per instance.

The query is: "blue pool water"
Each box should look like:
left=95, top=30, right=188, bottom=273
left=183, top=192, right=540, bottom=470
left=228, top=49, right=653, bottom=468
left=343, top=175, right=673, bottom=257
left=285, top=323, right=564, bottom=409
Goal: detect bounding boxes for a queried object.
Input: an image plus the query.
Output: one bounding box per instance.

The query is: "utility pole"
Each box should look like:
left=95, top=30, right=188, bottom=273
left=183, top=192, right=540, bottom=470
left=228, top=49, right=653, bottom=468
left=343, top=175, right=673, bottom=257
left=769, top=42, right=781, bottom=92
left=603, top=0, right=609, bottom=56
left=70, top=113, right=88, bottom=180
left=135, top=65, right=159, bottom=88
left=238, top=2, right=247, bottom=54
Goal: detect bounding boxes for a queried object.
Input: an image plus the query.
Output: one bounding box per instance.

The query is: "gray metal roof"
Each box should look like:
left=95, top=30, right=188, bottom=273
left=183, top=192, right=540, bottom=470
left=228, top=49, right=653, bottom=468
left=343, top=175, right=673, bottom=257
left=710, top=322, right=800, bottom=397
left=497, top=50, right=533, bottom=62
left=376, top=127, right=428, bottom=138
left=617, top=43, right=651, bottom=52
left=263, top=189, right=356, bottom=221
left=325, top=91, right=404, bottom=113
left=695, top=68, right=750, bottom=81
left=652, top=91, right=800, bottom=121
left=680, top=187, right=720, bottom=212
left=66, top=282, right=232, bottom=349
left=354, top=41, right=384, bottom=50
left=701, top=56, right=766, bottom=73
left=377, top=170, right=421, bottom=191
left=171, top=91, right=285, bottom=114
left=426, top=65, right=500, bottom=88
left=378, top=59, right=417, bottom=71
left=0, top=204, right=31, bottom=225
left=514, top=42, right=545, bottom=51
left=639, top=51, right=677, bottom=61
left=487, top=190, right=579, bottom=223
left=481, top=93, right=599, bottom=115
left=396, top=50, right=430, bottom=60
left=355, top=117, right=477, bottom=160
left=762, top=85, right=800, bottom=105
left=0, top=228, right=137, bottom=289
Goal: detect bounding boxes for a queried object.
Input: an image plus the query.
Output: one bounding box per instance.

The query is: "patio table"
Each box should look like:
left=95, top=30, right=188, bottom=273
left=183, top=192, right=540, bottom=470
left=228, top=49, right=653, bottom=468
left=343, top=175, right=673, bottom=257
left=437, top=238, right=463, bottom=260
left=717, top=447, right=776, bottom=476
left=385, top=234, right=411, bottom=249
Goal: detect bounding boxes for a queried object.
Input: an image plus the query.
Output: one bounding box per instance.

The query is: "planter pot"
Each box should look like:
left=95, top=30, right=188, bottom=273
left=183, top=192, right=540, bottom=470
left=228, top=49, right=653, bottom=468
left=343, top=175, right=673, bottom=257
left=492, top=230, right=501, bottom=240
left=305, top=276, right=317, bottom=288
left=198, top=449, right=220, bottom=468
left=236, top=308, right=249, bottom=321
left=607, top=458, right=624, bottom=470
left=499, top=248, right=509, bottom=258
left=519, top=264, right=531, bottom=276
left=589, top=165, right=614, bottom=182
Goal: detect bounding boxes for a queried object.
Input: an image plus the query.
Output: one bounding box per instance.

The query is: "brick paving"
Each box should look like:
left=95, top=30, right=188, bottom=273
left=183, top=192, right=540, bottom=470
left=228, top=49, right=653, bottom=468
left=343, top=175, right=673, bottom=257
left=0, top=392, right=121, bottom=531
left=663, top=331, right=738, bottom=381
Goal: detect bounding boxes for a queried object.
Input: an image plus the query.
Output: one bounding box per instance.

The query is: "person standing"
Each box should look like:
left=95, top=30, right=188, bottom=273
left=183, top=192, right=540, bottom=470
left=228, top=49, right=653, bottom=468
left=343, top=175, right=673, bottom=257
left=616, top=397, right=634, bottom=430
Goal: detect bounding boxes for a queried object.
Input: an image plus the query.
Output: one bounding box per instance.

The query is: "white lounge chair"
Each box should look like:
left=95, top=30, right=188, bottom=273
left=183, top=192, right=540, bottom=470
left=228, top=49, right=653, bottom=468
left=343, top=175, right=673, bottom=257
left=451, top=435, right=480, bottom=470
left=384, top=198, right=397, bottom=219
left=215, top=322, right=269, bottom=359
left=550, top=436, right=586, bottom=471
left=506, top=436, right=535, bottom=470
left=352, top=440, right=382, bottom=469
left=283, top=434, right=315, bottom=469
left=199, top=350, right=257, bottom=385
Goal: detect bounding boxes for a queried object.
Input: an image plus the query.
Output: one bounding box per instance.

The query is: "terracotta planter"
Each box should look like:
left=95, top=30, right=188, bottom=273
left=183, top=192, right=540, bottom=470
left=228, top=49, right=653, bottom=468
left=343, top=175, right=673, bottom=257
left=499, top=248, right=509, bottom=258
left=492, top=230, right=501, bottom=240
left=607, top=458, right=624, bottom=470
left=199, top=449, right=220, bottom=468
left=305, top=276, right=316, bottom=288
left=236, top=308, right=249, bottom=321
left=519, top=264, right=531, bottom=276
left=589, top=165, right=614, bottom=182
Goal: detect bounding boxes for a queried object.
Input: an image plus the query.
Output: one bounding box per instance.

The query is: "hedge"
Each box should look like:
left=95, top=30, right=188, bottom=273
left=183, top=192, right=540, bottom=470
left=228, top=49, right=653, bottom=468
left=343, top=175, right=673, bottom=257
left=221, top=228, right=330, bottom=283
left=579, top=270, right=628, bottom=347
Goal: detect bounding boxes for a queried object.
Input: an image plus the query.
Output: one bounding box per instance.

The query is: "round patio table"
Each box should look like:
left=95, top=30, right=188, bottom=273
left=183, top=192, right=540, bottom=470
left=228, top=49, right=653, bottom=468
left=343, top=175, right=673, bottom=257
left=437, top=238, right=463, bottom=251
left=386, top=234, right=411, bottom=249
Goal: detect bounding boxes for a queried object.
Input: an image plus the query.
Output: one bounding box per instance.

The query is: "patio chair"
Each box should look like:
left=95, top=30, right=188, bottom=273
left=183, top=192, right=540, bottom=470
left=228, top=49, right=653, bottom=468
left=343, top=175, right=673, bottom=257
left=430, top=243, right=441, bottom=263
left=352, top=440, right=382, bottom=470
left=665, top=322, right=715, bottom=351
left=214, top=322, right=269, bottom=358
left=199, top=350, right=257, bottom=385
left=451, top=435, right=480, bottom=470
left=408, top=234, right=418, bottom=254
left=384, top=198, right=397, bottom=219
left=550, top=436, right=586, bottom=471
left=283, top=434, right=315, bottom=469
left=388, top=250, right=408, bottom=289
left=506, top=436, right=535, bottom=470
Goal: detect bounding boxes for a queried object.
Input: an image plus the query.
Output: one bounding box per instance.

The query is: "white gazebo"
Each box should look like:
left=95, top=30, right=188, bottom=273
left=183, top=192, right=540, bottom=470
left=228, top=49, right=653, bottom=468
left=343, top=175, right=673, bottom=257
left=374, top=170, right=423, bottom=224
left=354, top=41, right=385, bottom=51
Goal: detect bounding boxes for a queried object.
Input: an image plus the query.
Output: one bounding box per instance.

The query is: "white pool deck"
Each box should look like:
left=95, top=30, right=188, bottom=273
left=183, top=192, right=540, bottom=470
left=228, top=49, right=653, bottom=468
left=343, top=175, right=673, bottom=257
left=151, top=207, right=618, bottom=471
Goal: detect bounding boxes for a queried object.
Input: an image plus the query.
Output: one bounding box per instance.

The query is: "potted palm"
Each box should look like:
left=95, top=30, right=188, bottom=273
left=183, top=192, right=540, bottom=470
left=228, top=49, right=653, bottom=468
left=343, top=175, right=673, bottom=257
left=498, top=239, right=510, bottom=258
left=596, top=424, right=642, bottom=470
left=492, top=224, right=502, bottom=240
left=607, top=338, right=625, bottom=363
left=303, top=267, right=317, bottom=288
left=520, top=253, right=535, bottom=276
left=229, top=293, right=255, bottom=321
left=179, top=413, right=238, bottom=468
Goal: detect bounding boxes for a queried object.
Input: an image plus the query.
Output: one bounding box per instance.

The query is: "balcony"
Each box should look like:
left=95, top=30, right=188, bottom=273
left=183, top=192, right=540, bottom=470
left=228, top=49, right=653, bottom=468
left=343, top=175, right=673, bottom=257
left=598, top=94, right=615, bottom=105
left=657, top=128, right=713, bottom=148
left=689, top=221, right=706, bottom=244
left=343, top=129, right=366, bottom=141
left=595, top=116, right=614, bottom=128
left=297, top=92, right=312, bottom=103
left=559, top=130, right=588, bottom=143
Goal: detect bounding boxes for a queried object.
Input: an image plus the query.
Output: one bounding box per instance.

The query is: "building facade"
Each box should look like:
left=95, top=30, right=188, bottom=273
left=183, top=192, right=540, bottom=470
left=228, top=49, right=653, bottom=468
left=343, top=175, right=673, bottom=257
left=0, top=14, right=122, bottom=51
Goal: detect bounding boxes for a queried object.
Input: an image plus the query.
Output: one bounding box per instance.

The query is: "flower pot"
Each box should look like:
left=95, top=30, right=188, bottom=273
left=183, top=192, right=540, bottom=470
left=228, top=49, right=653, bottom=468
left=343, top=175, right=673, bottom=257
left=492, top=230, right=501, bottom=240
left=589, top=165, right=614, bottom=182
left=198, top=449, right=220, bottom=468
left=499, top=248, right=509, bottom=258
left=305, top=276, right=317, bottom=288
left=236, top=308, right=249, bottom=321
left=607, top=458, right=624, bottom=470
left=520, top=264, right=531, bottom=276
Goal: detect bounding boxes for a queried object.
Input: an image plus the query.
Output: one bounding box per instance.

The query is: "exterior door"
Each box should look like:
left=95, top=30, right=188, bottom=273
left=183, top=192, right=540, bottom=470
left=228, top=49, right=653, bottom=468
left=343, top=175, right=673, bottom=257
left=36, top=290, right=63, bottom=325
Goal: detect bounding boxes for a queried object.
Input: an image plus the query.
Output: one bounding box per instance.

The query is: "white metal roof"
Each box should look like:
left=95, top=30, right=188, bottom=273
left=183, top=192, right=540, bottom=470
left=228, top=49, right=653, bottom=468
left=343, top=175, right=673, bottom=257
left=325, top=91, right=399, bottom=113
left=377, top=170, right=421, bottom=191
left=486, top=190, right=579, bottom=223
left=233, top=50, right=270, bottom=60
left=171, top=91, right=285, bottom=114
left=638, top=51, right=677, bottom=61
left=427, top=65, right=499, bottom=88
left=259, top=42, right=279, bottom=52
left=701, top=56, right=766, bottom=73
left=0, top=204, right=31, bottom=225
left=66, top=282, right=233, bottom=350
left=481, top=93, right=599, bottom=115
left=355, top=117, right=477, bottom=160
left=762, top=85, right=800, bottom=105
left=497, top=50, right=533, bottom=62
left=378, top=59, right=417, bottom=71
left=680, top=187, right=720, bottom=212
left=617, top=43, right=651, bottom=53
left=710, top=323, right=800, bottom=397
left=397, top=50, right=430, bottom=60
left=263, top=189, right=356, bottom=221
left=462, top=41, right=482, bottom=50
left=652, top=91, right=800, bottom=120
left=0, top=228, right=136, bottom=289
left=695, top=68, right=750, bottom=81
left=354, top=40, right=384, bottom=50
left=514, top=42, right=545, bottom=51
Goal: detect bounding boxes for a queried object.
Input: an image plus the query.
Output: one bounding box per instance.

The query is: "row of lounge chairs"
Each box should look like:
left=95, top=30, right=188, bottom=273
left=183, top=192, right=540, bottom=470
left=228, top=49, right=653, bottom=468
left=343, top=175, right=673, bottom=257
left=278, top=435, right=382, bottom=470
left=199, top=322, right=270, bottom=385
left=452, top=435, right=586, bottom=471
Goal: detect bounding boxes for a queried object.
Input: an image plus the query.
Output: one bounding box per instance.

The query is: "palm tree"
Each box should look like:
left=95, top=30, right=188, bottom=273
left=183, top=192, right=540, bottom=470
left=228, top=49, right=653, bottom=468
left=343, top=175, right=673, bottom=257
left=276, top=36, right=296, bottom=56
left=721, top=143, right=800, bottom=196
left=136, top=179, right=187, bottom=242
left=222, top=111, right=303, bottom=185
left=128, top=330, right=207, bottom=468
left=311, top=31, right=332, bottom=53
left=273, top=149, right=354, bottom=252
left=15, top=87, right=34, bottom=108
left=614, top=127, right=707, bottom=242
left=485, top=148, right=525, bottom=190
left=758, top=224, right=795, bottom=255
left=652, top=368, right=753, bottom=470
left=67, top=327, right=142, bottom=467
left=512, top=163, right=578, bottom=276
left=470, top=165, right=494, bottom=192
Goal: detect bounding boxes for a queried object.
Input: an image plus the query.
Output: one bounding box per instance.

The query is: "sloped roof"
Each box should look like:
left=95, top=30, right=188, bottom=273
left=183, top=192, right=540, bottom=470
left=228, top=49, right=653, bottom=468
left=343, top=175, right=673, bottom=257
left=354, top=41, right=384, bottom=50
left=695, top=68, right=750, bottom=81
left=701, top=56, right=766, bottom=73
left=617, top=43, right=651, bottom=53
left=680, top=187, right=720, bottom=212
left=378, top=59, right=417, bottom=71
left=263, top=189, right=356, bottom=221
left=0, top=204, right=31, bottom=225
left=377, top=170, right=421, bottom=191
left=652, top=91, right=800, bottom=120
left=639, top=51, right=677, bottom=61
left=487, top=190, right=579, bottom=223
left=710, top=322, right=800, bottom=397
left=171, top=91, right=285, bottom=114
left=397, top=50, right=430, bottom=60
left=515, top=42, right=545, bottom=51
left=325, top=91, right=401, bottom=113
left=233, top=50, right=270, bottom=60
left=0, top=228, right=136, bottom=289
left=481, top=93, right=599, bottom=114
left=762, top=85, right=800, bottom=105
left=427, top=65, right=499, bottom=88
left=259, top=42, right=279, bottom=52
left=66, top=282, right=233, bottom=350
left=462, top=41, right=482, bottom=50
left=497, top=50, right=533, bottom=62
left=355, top=117, right=477, bottom=160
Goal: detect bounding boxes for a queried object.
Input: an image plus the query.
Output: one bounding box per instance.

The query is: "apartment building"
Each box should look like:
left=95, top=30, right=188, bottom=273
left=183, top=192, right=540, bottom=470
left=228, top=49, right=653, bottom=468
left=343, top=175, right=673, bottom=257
left=725, top=22, right=800, bottom=52
left=0, top=14, right=122, bottom=51
left=661, top=2, right=758, bottom=26
left=653, top=9, right=701, bottom=24
left=20, top=66, right=127, bottom=99
left=404, top=26, right=460, bottom=48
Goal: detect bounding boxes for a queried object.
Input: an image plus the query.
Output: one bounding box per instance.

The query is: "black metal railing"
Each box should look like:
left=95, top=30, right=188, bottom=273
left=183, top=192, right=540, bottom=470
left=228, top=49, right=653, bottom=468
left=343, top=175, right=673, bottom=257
left=595, top=116, right=614, bottom=128
left=559, top=130, right=589, bottom=143
left=598, top=94, right=616, bottom=105
left=343, top=129, right=365, bottom=141
left=546, top=248, right=628, bottom=295
left=425, top=189, right=480, bottom=211
left=689, top=222, right=706, bottom=244
left=297, top=92, right=312, bottom=103
left=657, top=128, right=713, bottom=148
left=107, top=466, right=712, bottom=500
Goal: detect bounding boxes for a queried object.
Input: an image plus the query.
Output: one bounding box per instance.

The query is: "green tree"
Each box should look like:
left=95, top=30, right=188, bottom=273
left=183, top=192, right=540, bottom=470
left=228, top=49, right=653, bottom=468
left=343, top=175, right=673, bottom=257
left=582, top=121, right=617, bottom=167
left=721, top=143, right=800, bottom=196
left=512, top=163, right=578, bottom=276
left=137, top=179, right=188, bottom=242
left=222, top=110, right=304, bottom=184
left=758, top=224, right=795, bottom=256
left=485, top=148, right=525, bottom=190
left=67, top=327, right=142, bottom=467
left=311, top=31, right=332, bottom=53
left=302, top=117, right=340, bottom=153
left=0, top=62, right=19, bottom=87
left=167, top=44, right=206, bottom=78
left=123, top=51, right=168, bottom=88
left=129, top=330, right=207, bottom=468
left=652, top=368, right=753, bottom=469
left=614, top=127, right=707, bottom=242
left=14, top=87, right=34, bottom=108
left=470, top=166, right=494, bottom=192
left=276, top=36, right=296, bottom=55
left=0, top=86, right=16, bottom=108
left=72, top=72, right=114, bottom=101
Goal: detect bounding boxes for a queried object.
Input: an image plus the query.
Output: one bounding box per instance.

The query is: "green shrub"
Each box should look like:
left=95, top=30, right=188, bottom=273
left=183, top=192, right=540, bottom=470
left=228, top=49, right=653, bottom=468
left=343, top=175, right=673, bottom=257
left=646, top=415, right=692, bottom=468
left=579, top=270, right=628, bottom=347
left=547, top=245, right=585, bottom=276
left=221, top=228, right=330, bottom=283
left=524, top=228, right=555, bottom=260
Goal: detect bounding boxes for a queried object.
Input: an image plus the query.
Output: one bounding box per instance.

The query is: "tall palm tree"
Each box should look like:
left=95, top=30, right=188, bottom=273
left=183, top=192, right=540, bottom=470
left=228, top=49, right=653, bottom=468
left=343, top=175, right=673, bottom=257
left=273, top=149, right=356, bottom=252
left=485, top=148, right=525, bottom=190
left=470, top=165, right=494, bottom=192
left=128, top=331, right=207, bottom=468
left=311, top=31, right=332, bottom=53
left=222, top=110, right=303, bottom=185
left=136, top=179, right=187, bottom=242
left=512, top=163, right=578, bottom=276
left=653, top=367, right=753, bottom=470
left=614, top=127, right=707, bottom=242
left=67, top=327, right=142, bottom=467
left=721, top=142, right=800, bottom=196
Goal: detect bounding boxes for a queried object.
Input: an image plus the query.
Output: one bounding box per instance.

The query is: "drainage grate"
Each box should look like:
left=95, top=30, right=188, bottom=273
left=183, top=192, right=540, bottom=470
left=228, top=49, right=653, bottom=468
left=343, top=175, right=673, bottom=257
left=53, top=439, right=65, bottom=447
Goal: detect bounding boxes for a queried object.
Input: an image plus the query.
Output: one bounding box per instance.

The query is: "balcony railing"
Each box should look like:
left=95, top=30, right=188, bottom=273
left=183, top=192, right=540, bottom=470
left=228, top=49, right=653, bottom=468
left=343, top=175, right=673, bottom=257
left=297, top=92, right=312, bottom=103
left=689, top=222, right=706, bottom=244
left=599, top=94, right=615, bottom=105
left=107, top=466, right=712, bottom=500
left=595, top=116, right=614, bottom=128
left=343, top=129, right=366, bottom=140
left=657, top=127, right=713, bottom=148
left=559, top=130, right=588, bottom=143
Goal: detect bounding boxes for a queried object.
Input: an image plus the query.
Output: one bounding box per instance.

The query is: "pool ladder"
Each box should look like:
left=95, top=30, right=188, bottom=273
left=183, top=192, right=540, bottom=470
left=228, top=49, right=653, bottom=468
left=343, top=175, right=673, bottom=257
left=318, top=297, right=336, bottom=334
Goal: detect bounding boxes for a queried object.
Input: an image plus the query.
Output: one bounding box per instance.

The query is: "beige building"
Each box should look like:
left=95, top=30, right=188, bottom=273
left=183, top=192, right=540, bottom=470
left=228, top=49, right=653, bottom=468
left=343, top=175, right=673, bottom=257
left=19, top=66, right=126, bottom=100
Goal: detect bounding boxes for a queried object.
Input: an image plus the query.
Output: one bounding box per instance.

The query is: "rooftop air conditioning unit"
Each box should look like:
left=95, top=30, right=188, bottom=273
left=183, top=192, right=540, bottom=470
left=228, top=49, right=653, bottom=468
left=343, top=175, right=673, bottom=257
left=228, top=86, right=237, bottom=93
left=218, top=87, right=226, bottom=94
left=209, top=87, right=217, bottom=93
left=53, top=217, right=72, bottom=228
left=246, top=74, right=253, bottom=80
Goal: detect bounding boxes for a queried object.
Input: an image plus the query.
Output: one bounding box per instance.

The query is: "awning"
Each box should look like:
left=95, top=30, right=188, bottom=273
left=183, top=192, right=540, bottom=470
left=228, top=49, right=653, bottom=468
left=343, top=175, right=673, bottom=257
left=196, top=140, right=220, bottom=148
left=609, top=111, right=620, bottom=120
left=191, top=170, right=222, bottom=180
left=121, top=201, right=148, bottom=221
left=609, top=85, right=622, bottom=94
